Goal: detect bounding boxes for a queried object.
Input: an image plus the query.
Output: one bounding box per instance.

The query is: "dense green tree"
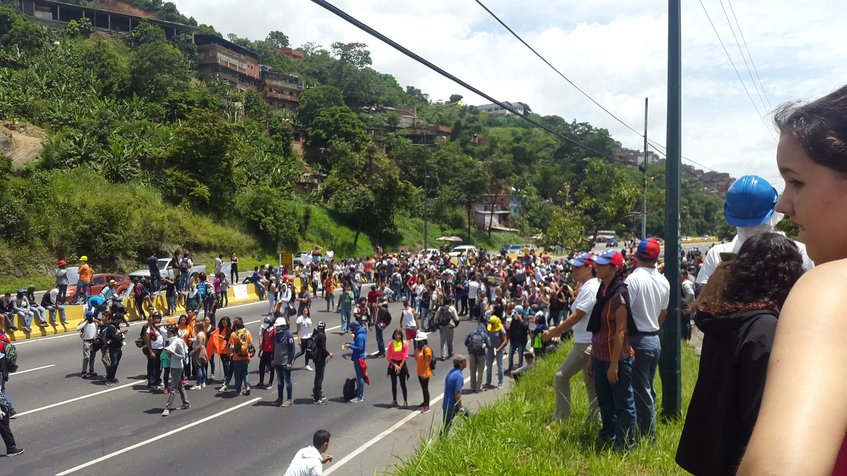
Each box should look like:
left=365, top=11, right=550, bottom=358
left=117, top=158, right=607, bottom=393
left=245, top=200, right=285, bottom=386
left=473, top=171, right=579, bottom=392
left=295, top=84, right=344, bottom=129
left=576, top=157, right=640, bottom=240
left=306, top=105, right=370, bottom=165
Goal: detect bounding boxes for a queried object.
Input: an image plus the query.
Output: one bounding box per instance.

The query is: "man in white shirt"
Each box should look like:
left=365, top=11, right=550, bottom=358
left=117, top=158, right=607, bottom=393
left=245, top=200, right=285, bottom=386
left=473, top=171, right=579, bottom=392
left=284, top=429, right=333, bottom=476
left=543, top=252, right=601, bottom=424
left=625, top=238, right=670, bottom=441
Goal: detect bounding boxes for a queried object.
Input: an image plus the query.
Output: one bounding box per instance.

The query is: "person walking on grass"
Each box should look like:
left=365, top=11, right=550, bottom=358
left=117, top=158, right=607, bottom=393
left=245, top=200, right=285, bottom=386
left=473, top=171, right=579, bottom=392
left=162, top=325, right=190, bottom=416
left=442, top=354, right=467, bottom=434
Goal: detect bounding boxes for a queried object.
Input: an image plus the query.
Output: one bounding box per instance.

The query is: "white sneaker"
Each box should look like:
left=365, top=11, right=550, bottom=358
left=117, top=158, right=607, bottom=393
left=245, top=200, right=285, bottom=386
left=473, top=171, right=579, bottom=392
left=162, top=408, right=171, bottom=417
left=190, top=385, right=202, bottom=390
left=202, top=383, right=206, bottom=389
left=305, top=365, right=313, bottom=371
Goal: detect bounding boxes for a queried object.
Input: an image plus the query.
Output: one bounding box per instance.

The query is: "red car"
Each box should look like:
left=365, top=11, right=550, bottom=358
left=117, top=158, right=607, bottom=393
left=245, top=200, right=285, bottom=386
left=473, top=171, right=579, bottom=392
left=66, top=273, right=131, bottom=304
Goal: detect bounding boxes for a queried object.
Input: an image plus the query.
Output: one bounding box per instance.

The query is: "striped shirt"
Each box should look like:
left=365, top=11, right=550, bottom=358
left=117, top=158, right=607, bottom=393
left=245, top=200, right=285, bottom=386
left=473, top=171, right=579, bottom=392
left=591, top=287, right=635, bottom=362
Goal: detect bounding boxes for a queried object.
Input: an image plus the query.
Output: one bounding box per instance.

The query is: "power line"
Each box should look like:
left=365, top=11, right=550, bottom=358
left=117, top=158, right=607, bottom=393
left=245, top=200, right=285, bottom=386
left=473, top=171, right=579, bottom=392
left=717, top=0, right=768, bottom=113
left=474, top=0, right=718, bottom=173
left=727, top=0, right=773, bottom=111
left=309, top=0, right=614, bottom=160
left=698, top=0, right=774, bottom=135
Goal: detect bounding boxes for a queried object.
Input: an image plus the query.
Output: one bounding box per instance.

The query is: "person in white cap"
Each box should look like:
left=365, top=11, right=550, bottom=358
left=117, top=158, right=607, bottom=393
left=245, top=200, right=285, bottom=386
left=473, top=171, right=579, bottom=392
left=414, top=331, right=434, bottom=413
left=543, top=251, right=601, bottom=425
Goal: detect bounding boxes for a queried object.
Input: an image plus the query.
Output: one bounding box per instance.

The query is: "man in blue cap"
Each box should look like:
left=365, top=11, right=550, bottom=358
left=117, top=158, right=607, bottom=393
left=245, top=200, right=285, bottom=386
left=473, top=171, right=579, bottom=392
left=697, top=175, right=814, bottom=285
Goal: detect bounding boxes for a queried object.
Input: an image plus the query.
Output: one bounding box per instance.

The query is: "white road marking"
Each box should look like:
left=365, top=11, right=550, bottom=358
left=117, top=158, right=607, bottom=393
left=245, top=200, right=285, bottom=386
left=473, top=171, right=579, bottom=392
left=323, top=376, right=471, bottom=475
left=56, top=397, right=262, bottom=475
left=14, top=300, right=268, bottom=345
left=15, top=380, right=138, bottom=418
left=13, top=364, right=55, bottom=375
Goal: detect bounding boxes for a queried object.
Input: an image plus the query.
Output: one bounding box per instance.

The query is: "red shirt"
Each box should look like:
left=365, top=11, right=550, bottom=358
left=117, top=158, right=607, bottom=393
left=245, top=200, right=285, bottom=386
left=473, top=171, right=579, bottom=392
left=367, top=289, right=381, bottom=305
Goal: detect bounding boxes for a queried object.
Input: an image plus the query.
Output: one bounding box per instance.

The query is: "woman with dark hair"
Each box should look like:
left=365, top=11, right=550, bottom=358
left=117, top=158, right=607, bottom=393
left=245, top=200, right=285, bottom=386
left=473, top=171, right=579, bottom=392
left=386, top=328, right=410, bottom=407
left=676, top=232, right=804, bottom=475
left=211, top=317, right=233, bottom=391
left=741, top=85, right=847, bottom=474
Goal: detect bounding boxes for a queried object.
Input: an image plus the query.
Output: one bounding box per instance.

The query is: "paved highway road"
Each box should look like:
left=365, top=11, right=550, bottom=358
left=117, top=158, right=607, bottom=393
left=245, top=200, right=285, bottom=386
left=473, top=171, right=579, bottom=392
left=2, top=286, right=502, bottom=476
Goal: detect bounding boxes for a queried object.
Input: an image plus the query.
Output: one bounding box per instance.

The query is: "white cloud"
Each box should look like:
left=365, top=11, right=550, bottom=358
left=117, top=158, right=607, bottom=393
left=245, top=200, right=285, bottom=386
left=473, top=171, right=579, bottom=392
left=173, top=0, right=847, bottom=189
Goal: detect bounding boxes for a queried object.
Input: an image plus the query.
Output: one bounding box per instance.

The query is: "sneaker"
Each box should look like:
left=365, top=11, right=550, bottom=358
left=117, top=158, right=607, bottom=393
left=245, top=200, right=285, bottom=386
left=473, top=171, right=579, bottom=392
left=190, top=385, right=202, bottom=390
left=104, top=380, right=113, bottom=387
left=218, top=385, right=228, bottom=392
left=6, top=447, right=24, bottom=457
left=23, top=326, right=32, bottom=333
left=421, top=406, right=431, bottom=414
left=305, top=365, right=313, bottom=371
left=314, top=398, right=328, bottom=405
left=180, top=403, right=190, bottom=410
left=272, top=399, right=283, bottom=406
left=161, top=408, right=171, bottom=417
left=255, top=383, right=266, bottom=388
left=244, top=389, right=251, bottom=396
left=89, top=372, right=98, bottom=377
left=38, top=322, right=48, bottom=327
left=349, top=397, right=364, bottom=404
left=8, top=326, right=17, bottom=331
left=390, top=400, right=398, bottom=407
left=8, top=412, right=16, bottom=419
left=201, top=383, right=206, bottom=389
left=281, top=400, right=293, bottom=407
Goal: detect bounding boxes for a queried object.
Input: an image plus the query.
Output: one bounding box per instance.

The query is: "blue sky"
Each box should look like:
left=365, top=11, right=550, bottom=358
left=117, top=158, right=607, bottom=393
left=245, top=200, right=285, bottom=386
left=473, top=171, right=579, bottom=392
left=174, top=0, right=847, bottom=190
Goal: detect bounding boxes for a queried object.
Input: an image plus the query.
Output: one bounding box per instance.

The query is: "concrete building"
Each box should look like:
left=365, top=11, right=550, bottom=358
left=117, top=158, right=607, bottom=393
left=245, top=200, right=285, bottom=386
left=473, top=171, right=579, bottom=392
left=277, top=47, right=304, bottom=60
left=475, top=102, right=529, bottom=117
left=12, top=0, right=194, bottom=39
left=195, top=33, right=261, bottom=92
left=261, top=67, right=302, bottom=112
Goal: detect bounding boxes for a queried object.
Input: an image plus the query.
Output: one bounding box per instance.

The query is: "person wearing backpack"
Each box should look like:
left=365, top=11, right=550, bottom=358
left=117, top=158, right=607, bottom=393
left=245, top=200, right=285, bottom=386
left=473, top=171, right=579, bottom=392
left=256, top=317, right=276, bottom=389
left=270, top=317, right=296, bottom=407
left=437, top=298, right=461, bottom=362
left=162, top=325, right=190, bottom=416
left=102, top=314, right=127, bottom=385
left=464, top=318, right=491, bottom=393
left=372, top=299, right=391, bottom=357
left=414, top=331, right=434, bottom=414
left=228, top=317, right=254, bottom=396
left=312, top=321, right=332, bottom=405
left=0, top=330, right=16, bottom=420
left=0, top=341, right=23, bottom=457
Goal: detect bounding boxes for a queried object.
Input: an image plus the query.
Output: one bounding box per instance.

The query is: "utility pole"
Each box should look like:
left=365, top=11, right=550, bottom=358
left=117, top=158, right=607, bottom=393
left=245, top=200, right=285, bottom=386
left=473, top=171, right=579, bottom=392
left=660, top=0, right=682, bottom=418
left=642, top=97, right=649, bottom=239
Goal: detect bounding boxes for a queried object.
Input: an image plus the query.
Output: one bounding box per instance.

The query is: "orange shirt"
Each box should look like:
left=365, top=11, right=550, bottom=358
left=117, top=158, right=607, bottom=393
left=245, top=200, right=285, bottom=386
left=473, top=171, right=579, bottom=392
left=207, top=329, right=231, bottom=356
left=79, top=264, right=93, bottom=283
left=323, top=277, right=335, bottom=294
left=415, top=345, right=433, bottom=379
left=228, top=329, right=253, bottom=361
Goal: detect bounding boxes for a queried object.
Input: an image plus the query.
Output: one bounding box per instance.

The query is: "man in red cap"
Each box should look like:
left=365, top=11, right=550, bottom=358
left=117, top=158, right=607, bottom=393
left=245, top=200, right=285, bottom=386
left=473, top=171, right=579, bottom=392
left=625, top=237, right=669, bottom=443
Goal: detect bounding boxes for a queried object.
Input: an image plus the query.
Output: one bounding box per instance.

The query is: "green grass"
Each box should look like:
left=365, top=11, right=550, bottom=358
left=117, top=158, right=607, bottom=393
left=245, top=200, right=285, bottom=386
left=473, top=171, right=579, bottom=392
left=392, top=341, right=699, bottom=475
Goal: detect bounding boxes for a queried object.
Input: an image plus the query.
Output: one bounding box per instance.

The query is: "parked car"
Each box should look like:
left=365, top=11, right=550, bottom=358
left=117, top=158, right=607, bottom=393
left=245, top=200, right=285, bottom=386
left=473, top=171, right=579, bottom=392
left=418, top=248, right=440, bottom=259
left=67, top=273, right=131, bottom=304
left=448, top=245, right=478, bottom=258
left=128, top=258, right=206, bottom=287
left=605, top=238, right=619, bottom=248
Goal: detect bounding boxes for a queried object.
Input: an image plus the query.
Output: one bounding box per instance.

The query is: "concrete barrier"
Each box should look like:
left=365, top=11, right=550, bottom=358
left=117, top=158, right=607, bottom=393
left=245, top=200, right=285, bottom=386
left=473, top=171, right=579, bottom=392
left=5, top=284, right=264, bottom=342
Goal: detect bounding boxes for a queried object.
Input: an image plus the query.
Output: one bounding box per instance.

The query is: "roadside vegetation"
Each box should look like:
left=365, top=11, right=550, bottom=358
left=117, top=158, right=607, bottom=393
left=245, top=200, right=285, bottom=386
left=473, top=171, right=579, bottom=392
left=393, top=341, right=698, bottom=475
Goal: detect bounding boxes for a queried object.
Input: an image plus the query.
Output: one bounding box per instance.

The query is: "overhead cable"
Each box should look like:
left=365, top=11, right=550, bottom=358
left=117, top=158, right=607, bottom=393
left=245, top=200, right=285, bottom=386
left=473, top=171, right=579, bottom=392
left=310, top=0, right=614, bottom=160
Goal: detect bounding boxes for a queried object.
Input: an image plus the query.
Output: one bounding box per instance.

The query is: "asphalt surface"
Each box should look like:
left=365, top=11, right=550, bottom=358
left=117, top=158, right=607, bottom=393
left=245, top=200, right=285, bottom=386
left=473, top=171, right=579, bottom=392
left=2, top=286, right=505, bottom=476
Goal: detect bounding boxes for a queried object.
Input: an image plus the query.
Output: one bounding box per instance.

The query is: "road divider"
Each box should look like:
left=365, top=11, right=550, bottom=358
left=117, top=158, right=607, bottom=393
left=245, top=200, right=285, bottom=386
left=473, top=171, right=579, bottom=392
left=56, top=397, right=262, bottom=475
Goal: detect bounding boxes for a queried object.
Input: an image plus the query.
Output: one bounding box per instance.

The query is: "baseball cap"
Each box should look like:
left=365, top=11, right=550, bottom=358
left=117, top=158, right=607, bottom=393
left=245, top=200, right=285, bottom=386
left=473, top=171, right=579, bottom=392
left=593, top=249, right=624, bottom=268
left=567, top=252, right=594, bottom=267
left=636, top=238, right=661, bottom=261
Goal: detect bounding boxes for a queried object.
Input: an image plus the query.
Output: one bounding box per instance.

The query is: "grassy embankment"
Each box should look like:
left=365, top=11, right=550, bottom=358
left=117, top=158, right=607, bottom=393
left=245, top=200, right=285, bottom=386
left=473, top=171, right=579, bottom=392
left=0, top=172, right=527, bottom=290
left=393, top=340, right=699, bottom=475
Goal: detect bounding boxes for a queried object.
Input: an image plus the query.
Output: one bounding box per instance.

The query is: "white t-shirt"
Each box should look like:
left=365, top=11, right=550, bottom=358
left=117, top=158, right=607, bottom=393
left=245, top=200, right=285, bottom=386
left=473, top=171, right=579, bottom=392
left=696, top=234, right=815, bottom=285
left=296, top=315, right=313, bottom=339
left=625, top=266, right=670, bottom=333
left=401, top=308, right=416, bottom=329
left=467, top=280, right=480, bottom=299
left=148, top=325, right=166, bottom=350
left=571, top=277, right=600, bottom=344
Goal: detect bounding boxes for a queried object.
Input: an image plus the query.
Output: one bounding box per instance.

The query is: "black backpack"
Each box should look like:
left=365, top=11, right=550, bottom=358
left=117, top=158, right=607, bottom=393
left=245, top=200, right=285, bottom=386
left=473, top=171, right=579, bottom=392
left=306, top=332, right=318, bottom=359
left=436, top=306, right=453, bottom=328
left=343, top=377, right=356, bottom=401
left=2, top=341, right=18, bottom=373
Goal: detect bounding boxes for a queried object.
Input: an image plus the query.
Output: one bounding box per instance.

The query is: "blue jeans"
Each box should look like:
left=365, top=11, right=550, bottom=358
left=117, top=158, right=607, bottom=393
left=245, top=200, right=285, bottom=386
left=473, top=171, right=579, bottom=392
left=274, top=365, right=293, bottom=401
left=16, top=310, right=33, bottom=329
left=486, top=347, right=505, bottom=387
left=353, top=359, right=365, bottom=399
left=254, top=283, right=265, bottom=300
left=31, top=306, right=47, bottom=325
left=46, top=304, right=67, bottom=324
left=0, top=373, right=15, bottom=414
left=375, top=326, right=385, bottom=355
left=629, top=335, right=661, bottom=440
left=593, top=358, right=636, bottom=450
left=76, top=281, right=90, bottom=303
left=419, top=308, right=429, bottom=330
left=508, top=340, right=526, bottom=371
left=231, top=360, right=250, bottom=393
left=340, top=308, right=352, bottom=333
left=195, top=362, right=206, bottom=387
